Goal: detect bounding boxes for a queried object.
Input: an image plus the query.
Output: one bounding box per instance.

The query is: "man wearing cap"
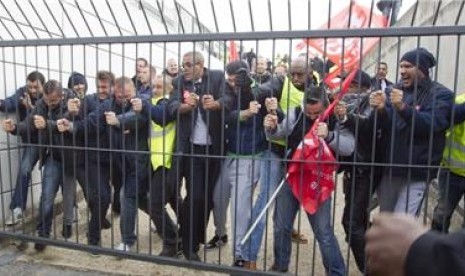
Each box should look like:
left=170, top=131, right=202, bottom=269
left=369, top=47, right=453, bottom=215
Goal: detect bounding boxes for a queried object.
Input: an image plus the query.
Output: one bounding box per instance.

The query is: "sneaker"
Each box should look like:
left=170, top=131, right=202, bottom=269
left=233, top=258, right=246, bottom=267
left=115, top=242, right=133, bottom=252
left=291, top=229, right=308, bottom=244
left=205, top=234, right=227, bottom=250
left=62, top=224, right=72, bottom=239
left=5, top=207, right=23, bottom=226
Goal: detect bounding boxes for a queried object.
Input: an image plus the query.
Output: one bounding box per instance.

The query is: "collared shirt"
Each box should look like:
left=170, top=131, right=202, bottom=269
left=190, top=79, right=212, bottom=145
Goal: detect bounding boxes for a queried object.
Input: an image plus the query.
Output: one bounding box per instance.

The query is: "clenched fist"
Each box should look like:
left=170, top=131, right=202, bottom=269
left=263, top=113, right=278, bottom=131
left=104, top=111, right=119, bottom=126
left=248, top=101, right=261, bottom=115
left=390, top=88, right=404, bottom=110
left=67, top=98, right=81, bottom=115
left=20, top=93, right=34, bottom=110
left=265, top=97, right=278, bottom=114
left=369, top=90, right=386, bottom=110
left=131, top=98, right=142, bottom=113
left=202, top=94, right=220, bottom=110
left=316, top=122, right=329, bottom=139
left=33, top=115, right=46, bottom=130
left=186, top=92, right=199, bottom=108
left=2, top=119, right=16, bottom=133
left=57, top=118, right=72, bottom=132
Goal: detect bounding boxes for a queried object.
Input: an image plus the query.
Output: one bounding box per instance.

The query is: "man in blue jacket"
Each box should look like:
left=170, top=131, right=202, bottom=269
left=1, top=71, right=45, bottom=226
left=370, top=47, right=454, bottom=215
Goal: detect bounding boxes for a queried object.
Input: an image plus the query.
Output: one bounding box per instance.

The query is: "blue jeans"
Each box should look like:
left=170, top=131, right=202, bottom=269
left=10, top=146, right=40, bottom=210
left=432, top=169, right=465, bottom=233
left=273, top=183, right=345, bottom=275
left=36, top=157, right=62, bottom=237
left=242, top=150, right=283, bottom=262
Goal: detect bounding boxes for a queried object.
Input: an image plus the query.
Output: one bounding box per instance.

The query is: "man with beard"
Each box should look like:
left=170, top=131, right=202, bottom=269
left=1, top=71, right=45, bottom=226
left=370, top=47, right=453, bottom=216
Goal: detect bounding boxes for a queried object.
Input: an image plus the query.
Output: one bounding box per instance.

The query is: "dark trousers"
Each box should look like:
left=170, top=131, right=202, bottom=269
left=341, top=168, right=379, bottom=273
left=77, top=158, right=111, bottom=245
left=432, top=169, right=465, bottom=233
left=139, top=166, right=182, bottom=246
left=179, top=145, right=220, bottom=256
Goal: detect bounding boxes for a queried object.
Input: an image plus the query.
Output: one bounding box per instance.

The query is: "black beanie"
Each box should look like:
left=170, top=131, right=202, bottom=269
left=400, top=47, right=436, bottom=76
left=67, top=72, right=88, bottom=91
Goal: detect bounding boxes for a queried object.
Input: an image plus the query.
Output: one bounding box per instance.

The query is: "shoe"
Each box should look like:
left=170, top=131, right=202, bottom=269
left=88, top=239, right=101, bottom=255
left=244, top=261, right=257, bottom=270
left=233, top=258, right=246, bottom=267
left=34, top=243, right=47, bottom=251
left=159, top=245, right=182, bottom=257
left=205, top=234, right=227, bottom=250
left=291, top=229, right=308, bottom=244
left=5, top=207, right=23, bottom=226
left=62, top=224, right=72, bottom=239
left=270, top=264, right=288, bottom=273
left=115, top=242, right=133, bottom=252
left=102, top=218, right=111, bottom=230
left=184, top=252, right=201, bottom=262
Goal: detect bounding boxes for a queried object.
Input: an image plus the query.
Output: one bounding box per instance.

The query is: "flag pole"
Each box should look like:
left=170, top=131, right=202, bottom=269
left=240, top=173, right=289, bottom=246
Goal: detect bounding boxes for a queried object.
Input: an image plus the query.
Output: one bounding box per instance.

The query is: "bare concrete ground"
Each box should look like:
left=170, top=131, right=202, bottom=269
left=4, top=177, right=463, bottom=276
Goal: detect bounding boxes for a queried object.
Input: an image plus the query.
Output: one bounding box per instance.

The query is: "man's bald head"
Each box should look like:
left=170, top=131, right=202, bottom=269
left=289, top=57, right=313, bottom=90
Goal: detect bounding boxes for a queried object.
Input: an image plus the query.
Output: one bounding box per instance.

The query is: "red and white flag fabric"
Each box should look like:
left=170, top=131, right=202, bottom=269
left=229, top=40, right=239, bottom=62
left=286, top=68, right=358, bottom=214
left=296, top=1, right=388, bottom=89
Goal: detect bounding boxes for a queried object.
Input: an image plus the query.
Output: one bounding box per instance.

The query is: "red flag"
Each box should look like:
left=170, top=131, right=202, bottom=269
left=229, top=40, right=238, bottom=62
left=287, top=68, right=358, bottom=214
left=295, top=2, right=388, bottom=89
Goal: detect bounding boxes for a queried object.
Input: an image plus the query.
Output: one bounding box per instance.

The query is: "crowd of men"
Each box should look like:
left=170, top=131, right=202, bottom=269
left=1, top=46, right=463, bottom=275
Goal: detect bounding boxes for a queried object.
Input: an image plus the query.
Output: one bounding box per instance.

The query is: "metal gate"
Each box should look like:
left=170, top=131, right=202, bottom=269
left=0, top=0, right=464, bottom=275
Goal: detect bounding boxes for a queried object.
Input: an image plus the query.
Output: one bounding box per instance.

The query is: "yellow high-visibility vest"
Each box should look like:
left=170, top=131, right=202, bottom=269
left=443, top=94, right=465, bottom=177
left=272, top=76, right=305, bottom=146
left=150, top=96, right=176, bottom=170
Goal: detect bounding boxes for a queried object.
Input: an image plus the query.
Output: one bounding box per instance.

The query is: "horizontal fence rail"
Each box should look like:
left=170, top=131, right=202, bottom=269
left=0, top=1, right=464, bottom=276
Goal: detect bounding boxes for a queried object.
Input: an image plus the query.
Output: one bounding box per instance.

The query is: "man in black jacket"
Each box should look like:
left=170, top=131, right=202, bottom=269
left=58, top=70, right=115, bottom=246
left=338, top=69, right=383, bottom=273
left=370, top=47, right=453, bottom=215
left=370, top=61, right=393, bottom=92
left=3, top=80, right=78, bottom=250
left=167, top=51, right=231, bottom=261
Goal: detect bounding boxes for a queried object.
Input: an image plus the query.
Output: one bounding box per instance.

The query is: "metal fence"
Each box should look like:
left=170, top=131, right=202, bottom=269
left=0, top=0, right=464, bottom=275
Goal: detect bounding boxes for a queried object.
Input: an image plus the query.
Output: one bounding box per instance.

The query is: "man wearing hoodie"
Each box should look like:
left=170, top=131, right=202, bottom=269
left=68, top=72, right=88, bottom=99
